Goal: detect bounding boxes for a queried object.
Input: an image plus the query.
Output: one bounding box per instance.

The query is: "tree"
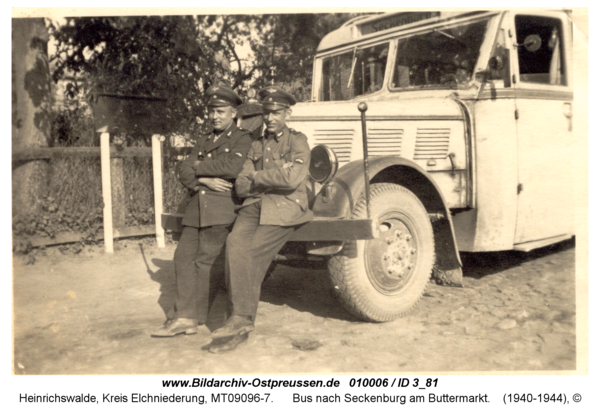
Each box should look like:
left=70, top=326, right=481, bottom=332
left=49, top=13, right=372, bottom=138
left=50, top=16, right=217, bottom=138
left=12, top=18, right=52, bottom=216
left=203, top=14, right=369, bottom=98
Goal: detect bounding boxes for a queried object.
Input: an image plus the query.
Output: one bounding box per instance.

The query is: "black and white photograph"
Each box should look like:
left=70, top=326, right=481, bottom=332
left=8, top=4, right=591, bottom=408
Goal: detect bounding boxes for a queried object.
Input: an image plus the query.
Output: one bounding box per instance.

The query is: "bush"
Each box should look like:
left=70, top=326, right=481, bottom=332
left=51, top=105, right=96, bottom=147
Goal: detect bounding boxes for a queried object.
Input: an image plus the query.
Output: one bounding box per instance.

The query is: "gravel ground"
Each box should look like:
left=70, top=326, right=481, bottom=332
left=12, top=237, right=577, bottom=374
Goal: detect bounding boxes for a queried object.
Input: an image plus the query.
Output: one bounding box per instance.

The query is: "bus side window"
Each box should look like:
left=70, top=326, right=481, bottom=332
left=515, top=15, right=566, bottom=86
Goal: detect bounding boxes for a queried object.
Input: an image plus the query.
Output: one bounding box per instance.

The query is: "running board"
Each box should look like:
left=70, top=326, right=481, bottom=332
left=513, top=234, right=573, bottom=252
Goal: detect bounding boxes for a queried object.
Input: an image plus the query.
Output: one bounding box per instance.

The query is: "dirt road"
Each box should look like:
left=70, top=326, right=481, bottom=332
left=13, top=238, right=576, bottom=374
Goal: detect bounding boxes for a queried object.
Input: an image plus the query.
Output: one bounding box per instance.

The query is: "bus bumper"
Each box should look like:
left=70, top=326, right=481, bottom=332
left=161, top=213, right=376, bottom=241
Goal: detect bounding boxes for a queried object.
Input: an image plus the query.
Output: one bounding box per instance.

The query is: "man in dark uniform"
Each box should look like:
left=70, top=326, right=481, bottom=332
left=208, top=86, right=312, bottom=353
left=152, top=85, right=252, bottom=337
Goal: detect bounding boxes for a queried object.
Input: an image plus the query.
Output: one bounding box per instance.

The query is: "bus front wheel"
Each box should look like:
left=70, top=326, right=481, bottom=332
left=328, top=183, right=435, bottom=322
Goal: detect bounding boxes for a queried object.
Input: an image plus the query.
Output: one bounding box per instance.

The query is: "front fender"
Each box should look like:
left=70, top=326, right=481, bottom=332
left=312, top=155, right=462, bottom=269
left=312, top=156, right=435, bottom=218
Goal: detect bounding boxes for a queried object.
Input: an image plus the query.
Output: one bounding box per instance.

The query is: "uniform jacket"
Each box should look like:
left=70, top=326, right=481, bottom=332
left=177, top=122, right=252, bottom=228
left=235, top=125, right=313, bottom=226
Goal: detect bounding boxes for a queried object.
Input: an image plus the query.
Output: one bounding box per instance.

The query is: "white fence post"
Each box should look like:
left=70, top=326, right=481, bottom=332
left=152, top=134, right=166, bottom=248
left=100, top=132, right=114, bottom=253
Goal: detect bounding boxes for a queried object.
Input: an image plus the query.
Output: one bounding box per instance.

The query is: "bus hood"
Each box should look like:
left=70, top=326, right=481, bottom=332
left=289, top=96, right=465, bottom=122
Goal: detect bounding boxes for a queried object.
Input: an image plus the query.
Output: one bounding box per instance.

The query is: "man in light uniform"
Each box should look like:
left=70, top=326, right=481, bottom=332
left=208, top=87, right=312, bottom=353
left=152, top=85, right=251, bottom=337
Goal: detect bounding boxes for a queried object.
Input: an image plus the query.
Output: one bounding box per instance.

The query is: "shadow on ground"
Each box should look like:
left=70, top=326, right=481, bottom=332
left=139, top=244, right=177, bottom=317
left=141, top=240, right=355, bottom=324
left=461, top=237, right=575, bottom=279
left=139, top=237, right=576, bottom=331
left=261, top=262, right=356, bottom=322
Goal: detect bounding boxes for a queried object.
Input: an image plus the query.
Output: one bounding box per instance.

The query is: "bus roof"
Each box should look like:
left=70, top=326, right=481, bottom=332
left=316, top=11, right=489, bottom=54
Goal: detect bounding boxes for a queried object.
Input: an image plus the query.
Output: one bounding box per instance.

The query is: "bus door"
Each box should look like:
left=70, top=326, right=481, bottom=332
left=510, top=12, right=574, bottom=245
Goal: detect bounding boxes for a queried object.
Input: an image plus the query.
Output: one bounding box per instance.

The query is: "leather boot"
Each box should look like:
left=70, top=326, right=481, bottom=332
left=211, top=315, right=254, bottom=338
left=208, top=333, right=249, bottom=353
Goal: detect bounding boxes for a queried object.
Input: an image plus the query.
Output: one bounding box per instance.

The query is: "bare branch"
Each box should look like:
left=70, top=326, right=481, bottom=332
left=214, top=16, right=229, bottom=48
left=232, top=65, right=271, bottom=89
left=225, top=34, right=242, bottom=75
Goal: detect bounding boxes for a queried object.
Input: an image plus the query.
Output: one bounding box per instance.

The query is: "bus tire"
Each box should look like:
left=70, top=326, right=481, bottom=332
left=328, top=183, right=435, bottom=322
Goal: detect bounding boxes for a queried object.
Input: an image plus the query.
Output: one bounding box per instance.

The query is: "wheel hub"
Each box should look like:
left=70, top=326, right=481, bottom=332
left=382, top=229, right=416, bottom=280
left=365, top=216, right=418, bottom=294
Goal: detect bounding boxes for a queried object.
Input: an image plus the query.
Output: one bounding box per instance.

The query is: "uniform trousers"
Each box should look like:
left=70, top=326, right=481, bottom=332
left=168, top=224, right=229, bottom=323
left=226, top=201, right=296, bottom=318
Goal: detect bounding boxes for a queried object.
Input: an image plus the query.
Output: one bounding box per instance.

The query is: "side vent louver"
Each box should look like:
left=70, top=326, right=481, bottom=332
left=414, top=128, right=450, bottom=160
left=313, top=129, right=354, bottom=163
left=367, top=127, right=403, bottom=156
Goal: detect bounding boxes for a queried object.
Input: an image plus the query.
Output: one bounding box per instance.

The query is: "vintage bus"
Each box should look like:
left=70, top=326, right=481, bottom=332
left=165, top=10, right=575, bottom=322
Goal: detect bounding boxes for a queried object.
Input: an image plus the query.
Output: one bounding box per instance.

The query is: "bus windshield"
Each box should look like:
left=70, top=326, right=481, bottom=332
left=319, top=43, right=390, bottom=101
left=317, top=17, right=491, bottom=101
left=392, top=18, right=490, bottom=89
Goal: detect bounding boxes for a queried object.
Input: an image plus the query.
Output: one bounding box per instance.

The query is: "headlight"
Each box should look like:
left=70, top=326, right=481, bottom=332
left=309, top=144, right=338, bottom=184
